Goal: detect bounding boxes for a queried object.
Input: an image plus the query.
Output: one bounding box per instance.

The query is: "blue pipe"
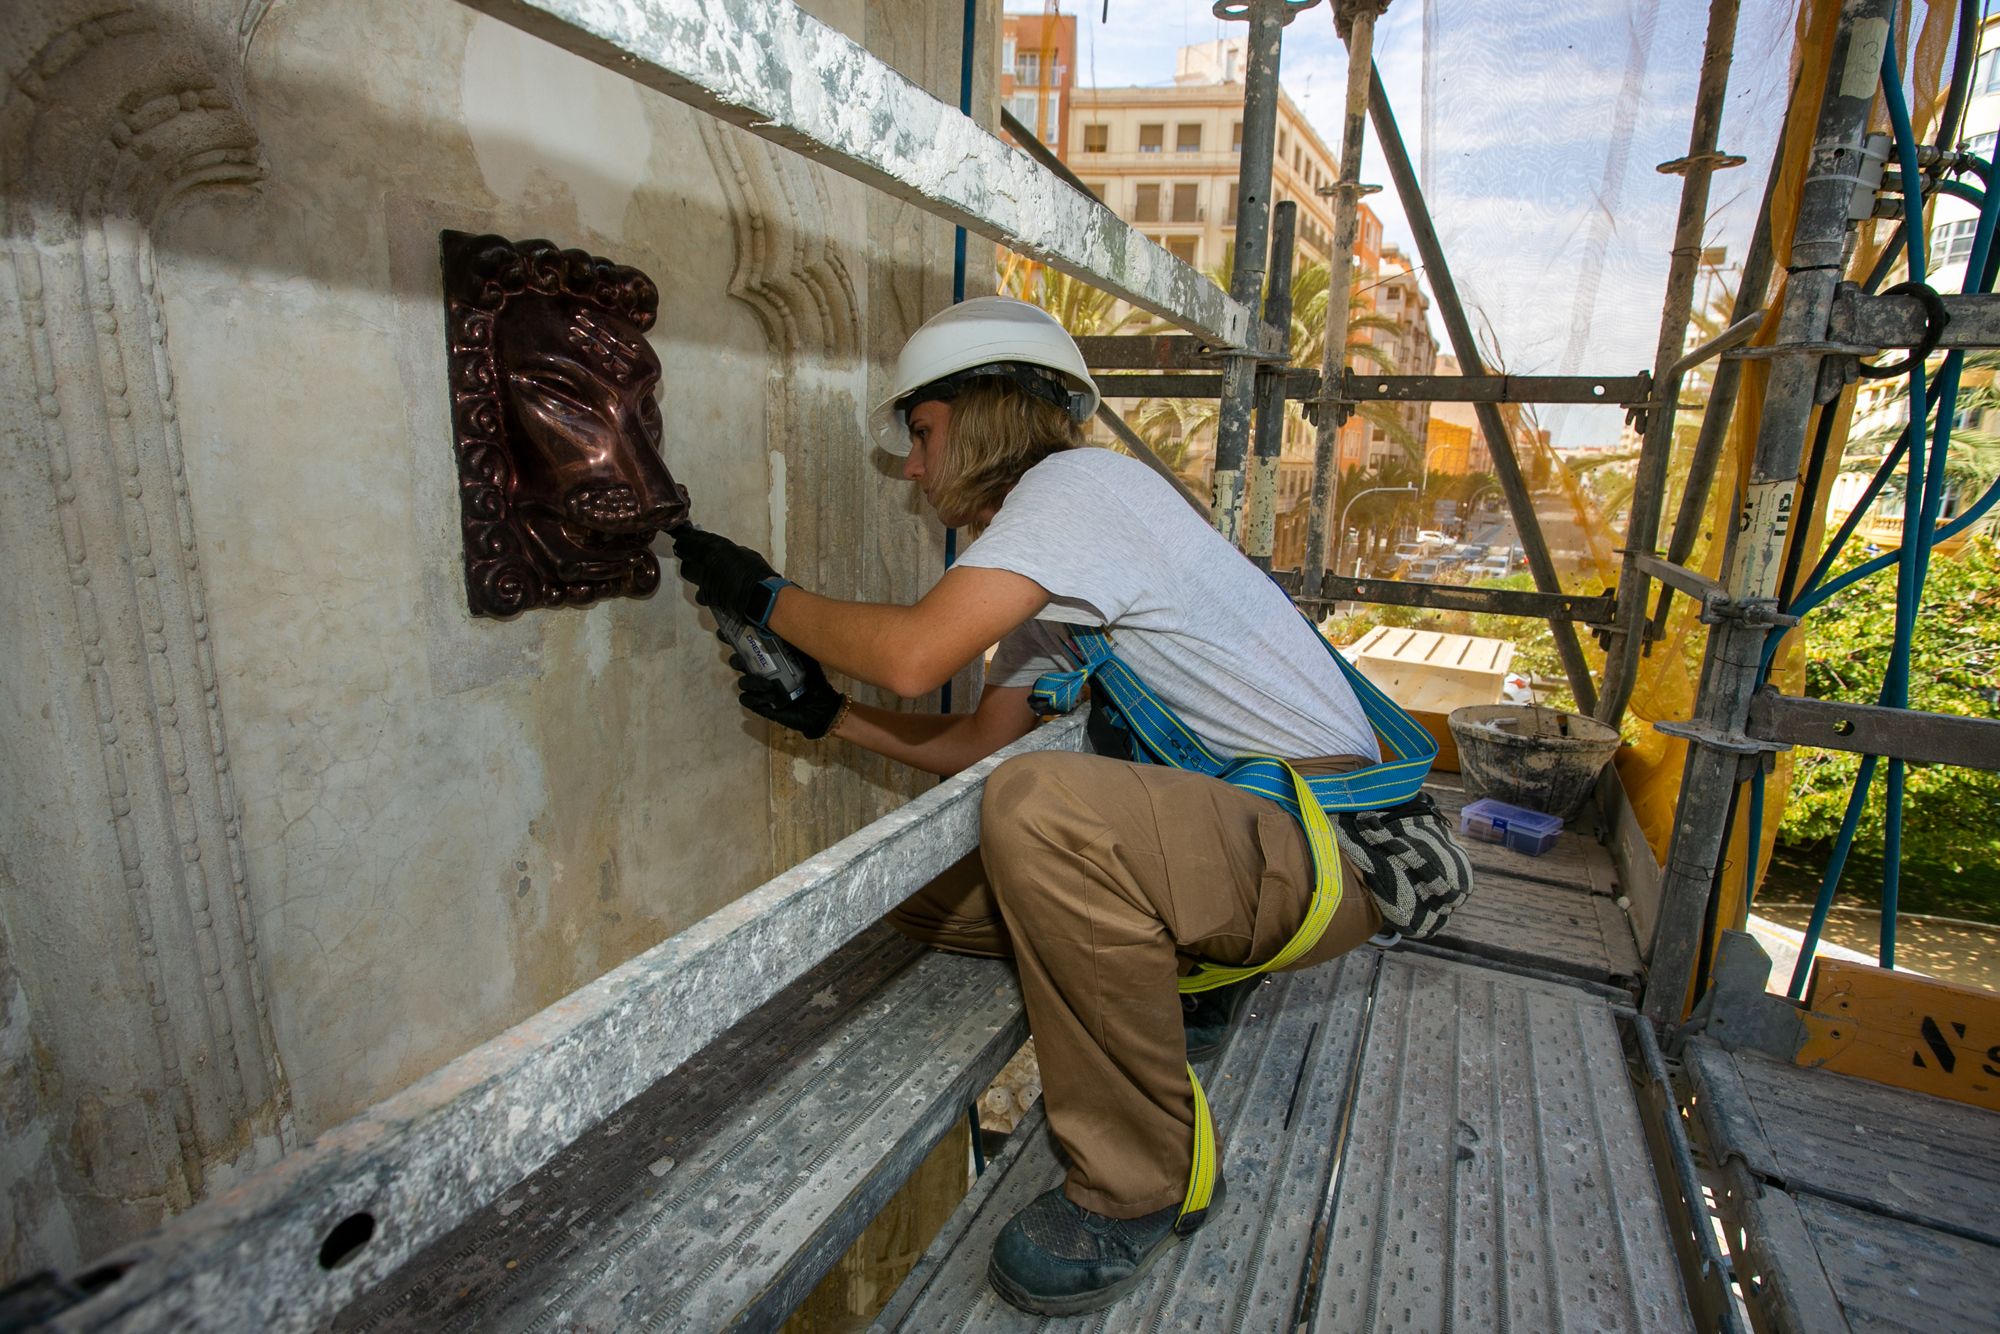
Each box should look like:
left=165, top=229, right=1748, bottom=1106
left=1787, top=753, right=1881, bottom=997
left=1862, top=35, right=1926, bottom=970
left=1776, top=27, right=2000, bottom=977
left=1935, top=176, right=1987, bottom=207
left=939, top=0, right=977, bottom=719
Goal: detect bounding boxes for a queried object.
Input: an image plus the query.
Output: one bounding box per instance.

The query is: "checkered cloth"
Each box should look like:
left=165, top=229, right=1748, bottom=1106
left=1333, top=793, right=1474, bottom=940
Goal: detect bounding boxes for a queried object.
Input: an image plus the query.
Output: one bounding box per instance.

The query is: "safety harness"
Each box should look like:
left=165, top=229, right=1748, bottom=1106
left=1027, top=616, right=1441, bottom=1228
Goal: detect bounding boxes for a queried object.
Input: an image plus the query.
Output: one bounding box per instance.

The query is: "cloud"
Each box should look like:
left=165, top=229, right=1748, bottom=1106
left=1065, top=0, right=1801, bottom=443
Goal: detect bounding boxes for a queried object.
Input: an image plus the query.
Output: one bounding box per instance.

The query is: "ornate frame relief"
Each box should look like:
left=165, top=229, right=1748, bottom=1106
left=439, top=231, right=690, bottom=617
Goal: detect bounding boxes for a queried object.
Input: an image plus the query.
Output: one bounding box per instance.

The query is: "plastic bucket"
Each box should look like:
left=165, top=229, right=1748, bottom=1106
left=1446, top=704, right=1622, bottom=821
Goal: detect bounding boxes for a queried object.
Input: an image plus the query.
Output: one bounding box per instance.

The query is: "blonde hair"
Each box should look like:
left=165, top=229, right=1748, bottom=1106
left=927, top=377, right=1084, bottom=528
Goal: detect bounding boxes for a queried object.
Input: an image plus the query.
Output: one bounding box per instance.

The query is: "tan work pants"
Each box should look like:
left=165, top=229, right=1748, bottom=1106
left=888, top=749, right=1380, bottom=1218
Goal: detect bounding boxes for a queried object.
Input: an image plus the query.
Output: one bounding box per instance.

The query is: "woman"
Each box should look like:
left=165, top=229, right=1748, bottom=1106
left=672, top=296, right=1467, bottom=1316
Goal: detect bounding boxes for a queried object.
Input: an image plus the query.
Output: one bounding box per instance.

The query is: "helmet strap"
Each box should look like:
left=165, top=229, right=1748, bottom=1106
left=897, top=362, right=1082, bottom=422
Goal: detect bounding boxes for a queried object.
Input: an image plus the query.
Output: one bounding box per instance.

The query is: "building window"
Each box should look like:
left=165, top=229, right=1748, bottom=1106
left=1083, top=181, right=1108, bottom=203
left=1171, top=182, right=1200, bottom=222
left=1084, top=123, right=1109, bottom=153
left=1009, top=91, right=1040, bottom=130
left=1139, top=123, right=1164, bottom=153
left=1224, top=179, right=1238, bottom=225
left=1134, top=183, right=1161, bottom=222
left=1002, top=36, right=1016, bottom=71
left=1015, top=51, right=1041, bottom=86
left=1966, top=129, right=1997, bottom=162
left=1177, top=123, right=1203, bottom=153
left=1932, top=216, right=1978, bottom=265
left=1232, top=121, right=1243, bottom=154
left=1167, top=236, right=1198, bottom=264
left=1044, top=94, right=1061, bottom=145
left=1980, top=47, right=2000, bottom=94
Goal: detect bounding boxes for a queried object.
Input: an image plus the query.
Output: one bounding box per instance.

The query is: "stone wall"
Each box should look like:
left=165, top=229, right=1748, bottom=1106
left=0, top=0, right=990, bottom=1277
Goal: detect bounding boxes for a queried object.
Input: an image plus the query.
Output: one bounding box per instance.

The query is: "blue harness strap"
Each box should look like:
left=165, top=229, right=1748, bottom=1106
left=1028, top=616, right=1436, bottom=995
left=1029, top=619, right=1436, bottom=809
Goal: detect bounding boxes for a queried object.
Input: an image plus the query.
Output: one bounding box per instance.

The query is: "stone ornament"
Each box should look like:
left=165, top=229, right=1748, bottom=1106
left=440, top=231, right=690, bottom=617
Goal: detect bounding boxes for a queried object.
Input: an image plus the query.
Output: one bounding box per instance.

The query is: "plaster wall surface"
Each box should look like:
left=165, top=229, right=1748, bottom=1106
left=0, top=0, right=977, bottom=1276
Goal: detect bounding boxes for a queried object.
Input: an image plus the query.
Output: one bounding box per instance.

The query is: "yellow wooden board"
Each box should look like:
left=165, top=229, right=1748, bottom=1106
left=1797, top=958, right=2000, bottom=1112
left=1409, top=710, right=1460, bottom=774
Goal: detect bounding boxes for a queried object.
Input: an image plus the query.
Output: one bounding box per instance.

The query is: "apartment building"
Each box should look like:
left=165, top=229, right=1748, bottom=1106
left=1426, top=355, right=1497, bottom=477
left=1000, top=10, right=1077, bottom=155
left=1048, top=36, right=1438, bottom=571
left=1356, top=245, right=1436, bottom=470
left=1067, top=38, right=1360, bottom=274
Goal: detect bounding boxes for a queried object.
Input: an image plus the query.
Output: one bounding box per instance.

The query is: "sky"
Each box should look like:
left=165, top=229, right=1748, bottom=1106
left=1042, top=0, right=1809, bottom=446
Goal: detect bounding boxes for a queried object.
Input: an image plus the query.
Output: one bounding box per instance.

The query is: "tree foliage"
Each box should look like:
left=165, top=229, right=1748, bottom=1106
left=1774, top=536, right=2000, bottom=914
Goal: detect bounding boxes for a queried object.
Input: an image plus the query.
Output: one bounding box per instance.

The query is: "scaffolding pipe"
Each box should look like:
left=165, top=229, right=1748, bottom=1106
left=1642, top=0, right=1895, bottom=1024
left=1648, top=138, right=1786, bottom=644
left=1301, top=0, right=1385, bottom=596
left=1596, top=0, right=1745, bottom=727
left=1210, top=0, right=1303, bottom=547
left=1366, top=65, right=1600, bottom=710
left=1248, top=202, right=1302, bottom=567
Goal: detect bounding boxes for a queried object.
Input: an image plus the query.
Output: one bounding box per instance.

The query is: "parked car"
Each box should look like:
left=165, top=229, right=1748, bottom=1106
left=1469, top=560, right=1511, bottom=581
left=1405, top=559, right=1441, bottom=581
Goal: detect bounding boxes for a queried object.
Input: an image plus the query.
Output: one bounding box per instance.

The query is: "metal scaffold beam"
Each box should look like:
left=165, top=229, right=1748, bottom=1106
left=1642, top=0, right=1897, bottom=1024
left=1248, top=200, right=1301, bottom=567
left=54, top=721, right=1087, bottom=1331
left=457, top=0, right=1272, bottom=353
left=1301, top=0, right=1386, bottom=598
left=1208, top=0, right=1309, bottom=546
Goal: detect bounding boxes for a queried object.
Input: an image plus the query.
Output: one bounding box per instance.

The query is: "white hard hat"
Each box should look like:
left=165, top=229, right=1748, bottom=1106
left=870, top=296, right=1101, bottom=454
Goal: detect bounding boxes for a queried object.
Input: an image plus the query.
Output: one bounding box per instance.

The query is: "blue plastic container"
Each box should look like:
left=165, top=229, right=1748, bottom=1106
left=1458, top=797, right=1564, bottom=857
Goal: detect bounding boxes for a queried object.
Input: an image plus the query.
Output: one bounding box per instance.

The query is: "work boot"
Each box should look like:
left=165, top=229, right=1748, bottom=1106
left=987, top=1178, right=1226, bottom=1316
left=1182, top=975, right=1262, bottom=1060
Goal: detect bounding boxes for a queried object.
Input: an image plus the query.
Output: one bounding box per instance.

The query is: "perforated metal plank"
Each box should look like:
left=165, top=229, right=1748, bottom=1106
left=877, top=951, right=1383, bottom=1331
left=1426, top=872, right=1644, bottom=988
left=332, top=926, right=1025, bottom=1333
left=1317, top=951, right=1692, bottom=1332
left=1687, top=1042, right=2000, bottom=1246
left=1793, top=1193, right=2000, bottom=1333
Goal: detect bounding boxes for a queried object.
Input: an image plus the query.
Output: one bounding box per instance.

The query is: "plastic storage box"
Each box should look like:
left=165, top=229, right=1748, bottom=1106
left=1458, top=797, right=1564, bottom=856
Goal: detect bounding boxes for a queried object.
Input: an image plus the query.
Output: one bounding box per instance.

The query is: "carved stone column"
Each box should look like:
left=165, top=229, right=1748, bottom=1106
left=699, top=0, right=995, bottom=874
left=0, top=6, right=291, bottom=1270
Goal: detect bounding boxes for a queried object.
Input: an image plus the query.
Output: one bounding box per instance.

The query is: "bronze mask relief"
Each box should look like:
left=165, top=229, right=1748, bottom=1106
left=441, top=231, right=690, bottom=617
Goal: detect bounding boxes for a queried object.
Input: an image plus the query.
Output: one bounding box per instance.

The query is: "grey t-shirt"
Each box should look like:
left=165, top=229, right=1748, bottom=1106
left=957, top=448, right=1378, bottom=762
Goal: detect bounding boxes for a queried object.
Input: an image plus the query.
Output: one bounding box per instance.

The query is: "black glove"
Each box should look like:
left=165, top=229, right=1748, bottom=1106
left=670, top=526, right=790, bottom=627
left=728, top=646, right=845, bottom=739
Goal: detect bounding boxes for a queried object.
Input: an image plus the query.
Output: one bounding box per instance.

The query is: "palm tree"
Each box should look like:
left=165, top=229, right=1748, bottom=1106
left=997, top=255, right=1148, bottom=341
left=1120, top=255, right=1419, bottom=480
